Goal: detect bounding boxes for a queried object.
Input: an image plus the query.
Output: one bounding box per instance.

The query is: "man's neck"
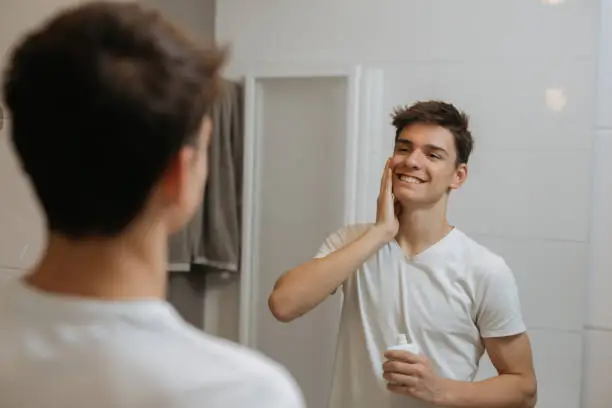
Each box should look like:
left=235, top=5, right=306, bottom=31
left=395, top=197, right=453, bottom=257
left=25, top=223, right=169, bottom=300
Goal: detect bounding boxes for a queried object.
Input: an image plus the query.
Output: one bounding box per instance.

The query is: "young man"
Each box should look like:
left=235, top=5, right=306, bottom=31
left=0, top=3, right=304, bottom=408
left=269, top=101, right=537, bottom=408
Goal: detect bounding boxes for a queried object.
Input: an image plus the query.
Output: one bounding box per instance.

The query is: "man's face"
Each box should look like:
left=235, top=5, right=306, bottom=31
left=389, top=123, right=467, bottom=206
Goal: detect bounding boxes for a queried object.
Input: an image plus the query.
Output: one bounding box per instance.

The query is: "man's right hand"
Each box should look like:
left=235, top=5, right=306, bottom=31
left=269, top=159, right=400, bottom=323
left=374, top=158, right=399, bottom=242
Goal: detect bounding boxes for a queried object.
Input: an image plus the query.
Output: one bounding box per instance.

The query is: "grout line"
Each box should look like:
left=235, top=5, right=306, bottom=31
left=529, top=325, right=612, bottom=334
left=0, top=265, right=23, bottom=271
left=583, top=324, right=612, bottom=333
left=230, top=56, right=595, bottom=65
left=527, top=326, right=582, bottom=334
left=467, top=232, right=587, bottom=244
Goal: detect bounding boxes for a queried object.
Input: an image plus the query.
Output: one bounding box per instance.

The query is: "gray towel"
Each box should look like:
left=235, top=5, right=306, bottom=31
left=168, top=80, right=243, bottom=273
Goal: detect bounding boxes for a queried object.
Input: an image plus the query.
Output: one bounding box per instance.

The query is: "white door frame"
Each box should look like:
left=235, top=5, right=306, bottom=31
left=238, top=64, right=384, bottom=347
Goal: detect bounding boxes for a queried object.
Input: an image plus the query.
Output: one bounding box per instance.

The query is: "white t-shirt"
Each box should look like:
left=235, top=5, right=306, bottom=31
left=0, top=277, right=305, bottom=408
left=315, top=224, right=526, bottom=408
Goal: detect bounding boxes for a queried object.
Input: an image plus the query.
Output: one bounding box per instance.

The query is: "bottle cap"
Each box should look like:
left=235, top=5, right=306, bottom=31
left=396, top=334, right=408, bottom=345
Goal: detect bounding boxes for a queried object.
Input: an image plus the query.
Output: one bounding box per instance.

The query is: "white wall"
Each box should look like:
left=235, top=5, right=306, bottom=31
left=584, top=0, right=612, bottom=407
left=141, top=0, right=214, bottom=43
left=215, top=1, right=601, bottom=407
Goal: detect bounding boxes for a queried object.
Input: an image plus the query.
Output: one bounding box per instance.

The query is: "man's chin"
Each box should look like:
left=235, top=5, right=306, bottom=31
left=394, top=191, right=424, bottom=204
left=396, top=193, right=443, bottom=209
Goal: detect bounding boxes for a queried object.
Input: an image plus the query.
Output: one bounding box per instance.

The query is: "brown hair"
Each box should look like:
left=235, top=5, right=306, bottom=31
left=3, top=1, right=228, bottom=238
left=391, top=100, right=474, bottom=165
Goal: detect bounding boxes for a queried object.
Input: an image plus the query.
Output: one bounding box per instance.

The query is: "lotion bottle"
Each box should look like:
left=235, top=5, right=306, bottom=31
left=386, top=333, right=421, bottom=355
left=385, top=334, right=421, bottom=386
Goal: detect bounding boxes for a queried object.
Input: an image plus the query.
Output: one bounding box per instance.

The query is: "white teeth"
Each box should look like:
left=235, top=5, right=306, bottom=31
left=399, top=175, right=423, bottom=184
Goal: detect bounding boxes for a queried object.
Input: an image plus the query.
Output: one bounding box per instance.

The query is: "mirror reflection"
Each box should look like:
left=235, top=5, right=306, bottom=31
left=0, top=1, right=601, bottom=408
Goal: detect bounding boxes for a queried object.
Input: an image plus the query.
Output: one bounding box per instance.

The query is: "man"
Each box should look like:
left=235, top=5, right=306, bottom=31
left=269, top=101, right=537, bottom=408
left=0, top=2, right=304, bottom=408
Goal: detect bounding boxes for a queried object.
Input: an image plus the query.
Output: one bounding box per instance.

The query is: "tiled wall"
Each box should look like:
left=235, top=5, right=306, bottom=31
left=0, top=1, right=606, bottom=406
left=140, top=0, right=215, bottom=44
left=584, top=0, right=612, bottom=407
left=215, top=1, right=600, bottom=407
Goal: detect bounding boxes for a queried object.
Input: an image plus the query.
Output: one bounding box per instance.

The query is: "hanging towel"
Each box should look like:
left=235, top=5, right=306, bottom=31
left=168, top=80, right=244, bottom=274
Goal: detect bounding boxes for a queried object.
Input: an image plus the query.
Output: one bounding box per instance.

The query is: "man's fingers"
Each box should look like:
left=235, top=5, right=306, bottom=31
left=386, top=167, right=394, bottom=195
left=384, top=350, right=423, bottom=364
left=380, top=158, right=390, bottom=195
left=386, top=382, right=415, bottom=395
left=382, top=360, right=422, bottom=377
left=383, top=371, right=416, bottom=387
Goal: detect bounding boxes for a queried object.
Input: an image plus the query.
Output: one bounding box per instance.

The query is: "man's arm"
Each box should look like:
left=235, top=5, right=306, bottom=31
left=269, top=158, right=398, bottom=323
left=437, top=332, right=537, bottom=408
left=383, top=333, right=537, bottom=408
left=384, top=256, right=536, bottom=408
left=268, top=224, right=391, bottom=322
left=437, top=256, right=536, bottom=407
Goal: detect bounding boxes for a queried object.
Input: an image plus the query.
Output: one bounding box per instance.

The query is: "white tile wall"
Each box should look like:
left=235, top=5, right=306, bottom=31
left=522, top=329, right=583, bottom=408
left=217, top=0, right=598, bottom=63
left=449, top=149, right=591, bottom=241
left=140, top=0, right=215, bottom=44
left=215, top=1, right=599, bottom=407
left=584, top=1, right=612, bottom=407
left=596, top=0, right=612, bottom=129
left=379, top=60, right=596, bottom=150
left=0, top=1, right=602, bottom=406
left=471, top=235, right=587, bottom=332
left=587, top=130, right=612, bottom=329
left=432, top=61, right=596, bottom=151
left=476, top=329, right=583, bottom=408
left=583, top=329, right=612, bottom=408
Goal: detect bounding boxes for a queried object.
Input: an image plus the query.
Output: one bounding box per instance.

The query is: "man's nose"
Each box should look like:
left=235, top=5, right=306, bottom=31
left=405, top=150, right=423, bottom=169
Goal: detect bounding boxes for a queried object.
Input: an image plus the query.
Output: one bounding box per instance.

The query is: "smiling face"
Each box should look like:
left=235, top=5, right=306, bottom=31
left=391, top=122, right=468, bottom=206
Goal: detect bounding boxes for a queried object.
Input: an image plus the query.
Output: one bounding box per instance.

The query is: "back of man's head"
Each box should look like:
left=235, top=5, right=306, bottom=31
left=2, top=1, right=227, bottom=239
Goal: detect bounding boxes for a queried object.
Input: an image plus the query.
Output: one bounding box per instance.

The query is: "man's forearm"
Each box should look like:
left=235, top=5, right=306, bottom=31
left=269, top=225, right=391, bottom=322
left=437, top=374, right=537, bottom=408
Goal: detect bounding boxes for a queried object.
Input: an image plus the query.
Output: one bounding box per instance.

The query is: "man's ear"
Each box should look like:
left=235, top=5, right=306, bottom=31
left=157, top=146, right=197, bottom=205
left=449, top=163, right=468, bottom=191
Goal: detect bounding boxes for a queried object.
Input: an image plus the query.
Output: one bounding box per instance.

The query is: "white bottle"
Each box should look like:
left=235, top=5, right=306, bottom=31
left=385, top=334, right=421, bottom=386
left=386, top=333, right=421, bottom=355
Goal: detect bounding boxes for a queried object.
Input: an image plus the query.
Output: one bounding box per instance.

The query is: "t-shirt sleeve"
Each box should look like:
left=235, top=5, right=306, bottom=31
left=313, top=224, right=372, bottom=294
left=475, top=260, right=526, bottom=338
left=314, top=223, right=372, bottom=259
left=314, top=230, right=345, bottom=259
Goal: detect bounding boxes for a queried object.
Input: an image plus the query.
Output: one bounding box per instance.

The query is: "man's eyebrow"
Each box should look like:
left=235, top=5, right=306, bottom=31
left=394, top=139, right=412, bottom=146
left=394, top=139, right=449, bottom=155
left=426, top=144, right=448, bottom=155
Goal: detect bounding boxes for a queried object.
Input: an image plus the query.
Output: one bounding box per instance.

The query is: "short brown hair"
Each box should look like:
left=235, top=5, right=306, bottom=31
left=3, top=2, right=228, bottom=238
left=391, top=100, right=474, bottom=165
